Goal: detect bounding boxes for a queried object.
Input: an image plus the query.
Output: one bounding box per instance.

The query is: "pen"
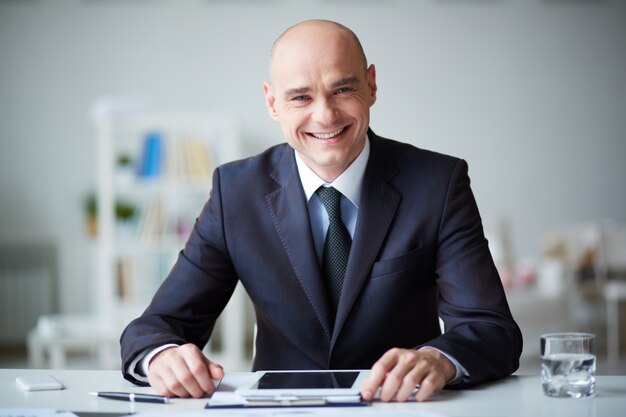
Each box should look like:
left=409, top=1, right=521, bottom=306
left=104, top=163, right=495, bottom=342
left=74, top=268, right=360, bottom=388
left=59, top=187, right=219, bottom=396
left=89, top=391, right=169, bottom=404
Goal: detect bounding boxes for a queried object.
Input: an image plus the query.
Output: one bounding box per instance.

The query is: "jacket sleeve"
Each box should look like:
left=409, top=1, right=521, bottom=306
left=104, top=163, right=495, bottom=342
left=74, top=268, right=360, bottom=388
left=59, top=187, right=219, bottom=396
left=421, top=159, right=523, bottom=386
left=119, top=167, right=238, bottom=385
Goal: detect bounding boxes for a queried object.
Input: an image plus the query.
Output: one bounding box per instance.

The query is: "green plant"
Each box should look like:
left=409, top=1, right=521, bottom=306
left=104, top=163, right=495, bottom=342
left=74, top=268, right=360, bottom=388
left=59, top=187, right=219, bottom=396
left=115, top=201, right=136, bottom=221
left=83, top=194, right=136, bottom=221
left=84, top=193, right=97, bottom=217
left=116, top=153, right=133, bottom=167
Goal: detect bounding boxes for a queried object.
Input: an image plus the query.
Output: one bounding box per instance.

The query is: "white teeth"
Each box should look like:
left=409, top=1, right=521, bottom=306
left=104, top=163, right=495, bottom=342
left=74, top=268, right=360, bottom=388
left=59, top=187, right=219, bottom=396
left=312, top=127, right=344, bottom=139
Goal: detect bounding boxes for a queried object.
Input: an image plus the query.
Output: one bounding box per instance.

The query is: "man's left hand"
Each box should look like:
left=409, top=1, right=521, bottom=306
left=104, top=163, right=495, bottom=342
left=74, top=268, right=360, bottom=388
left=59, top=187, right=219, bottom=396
left=360, top=347, right=456, bottom=402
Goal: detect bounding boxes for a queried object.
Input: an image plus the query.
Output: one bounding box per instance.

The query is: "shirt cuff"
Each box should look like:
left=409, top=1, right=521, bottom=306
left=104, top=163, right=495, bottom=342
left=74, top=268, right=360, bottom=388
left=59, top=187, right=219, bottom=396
left=419, top=346, right=469, bottom=385
left=126, top=344, right=179, bottom=383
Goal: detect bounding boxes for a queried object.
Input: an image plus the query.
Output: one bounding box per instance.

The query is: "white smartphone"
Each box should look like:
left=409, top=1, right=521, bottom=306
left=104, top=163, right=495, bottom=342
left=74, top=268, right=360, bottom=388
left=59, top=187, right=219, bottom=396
left=16, top=375, right=65, bottom=391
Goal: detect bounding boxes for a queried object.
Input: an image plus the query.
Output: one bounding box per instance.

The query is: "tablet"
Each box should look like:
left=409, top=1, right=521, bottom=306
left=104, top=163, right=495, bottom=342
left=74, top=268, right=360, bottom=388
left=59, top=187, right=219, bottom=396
left=235, top=370, right=369, bottom=397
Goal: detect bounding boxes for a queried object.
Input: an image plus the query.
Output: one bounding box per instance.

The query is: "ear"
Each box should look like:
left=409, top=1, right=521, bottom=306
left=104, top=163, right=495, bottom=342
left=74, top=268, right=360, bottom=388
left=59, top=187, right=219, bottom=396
left=263, top=81, right=280, bottom=121
left=366, top=64, right=377, bottom=105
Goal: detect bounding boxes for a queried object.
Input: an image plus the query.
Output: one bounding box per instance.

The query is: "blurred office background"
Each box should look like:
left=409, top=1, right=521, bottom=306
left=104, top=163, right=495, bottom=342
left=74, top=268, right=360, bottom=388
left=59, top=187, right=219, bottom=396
left=1, top=0, right=625, bottom=374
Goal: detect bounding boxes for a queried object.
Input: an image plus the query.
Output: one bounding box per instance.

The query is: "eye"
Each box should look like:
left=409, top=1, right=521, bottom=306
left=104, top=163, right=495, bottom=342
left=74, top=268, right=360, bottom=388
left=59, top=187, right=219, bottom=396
left=292, top=95, right=310, bottom=101
left=335, top=87, right=353, bottom=94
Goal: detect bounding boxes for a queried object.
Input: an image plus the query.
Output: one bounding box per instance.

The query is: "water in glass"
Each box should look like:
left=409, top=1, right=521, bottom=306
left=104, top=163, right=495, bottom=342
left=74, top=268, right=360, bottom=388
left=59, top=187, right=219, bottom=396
left=541, top=353, right=596, bottom=398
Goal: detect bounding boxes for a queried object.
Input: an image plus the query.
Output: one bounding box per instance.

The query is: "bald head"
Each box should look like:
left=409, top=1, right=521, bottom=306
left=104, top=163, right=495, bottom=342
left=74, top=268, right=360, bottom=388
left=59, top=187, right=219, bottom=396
left=262, top=19, right=377, bottom=181
left=269, top=20, right=368, bottom=81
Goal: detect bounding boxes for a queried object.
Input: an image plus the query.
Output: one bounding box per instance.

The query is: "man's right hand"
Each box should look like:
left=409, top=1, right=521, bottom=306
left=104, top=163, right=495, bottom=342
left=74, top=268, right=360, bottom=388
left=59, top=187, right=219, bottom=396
left=147, top=343, right=224, bottom=398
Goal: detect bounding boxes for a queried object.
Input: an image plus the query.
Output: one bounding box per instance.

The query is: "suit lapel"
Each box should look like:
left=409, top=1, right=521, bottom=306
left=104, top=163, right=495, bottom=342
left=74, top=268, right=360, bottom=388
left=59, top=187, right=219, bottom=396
left=265, top=147, right=333, bottom=338
left=332, top=134, right=401, bottom=345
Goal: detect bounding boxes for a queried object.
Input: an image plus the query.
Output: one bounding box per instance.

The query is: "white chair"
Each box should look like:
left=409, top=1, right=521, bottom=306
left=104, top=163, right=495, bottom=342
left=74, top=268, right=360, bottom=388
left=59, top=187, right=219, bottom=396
left=26, top=314, right=119, bottom=369
left=598, top=222, right=626, bottom=365
left=604, top=281, right=626, bottom=365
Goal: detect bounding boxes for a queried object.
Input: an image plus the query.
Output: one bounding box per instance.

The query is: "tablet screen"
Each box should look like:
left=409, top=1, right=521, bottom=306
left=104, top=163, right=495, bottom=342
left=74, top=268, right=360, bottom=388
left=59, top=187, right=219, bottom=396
left=252, top=371, right=360, bottom=390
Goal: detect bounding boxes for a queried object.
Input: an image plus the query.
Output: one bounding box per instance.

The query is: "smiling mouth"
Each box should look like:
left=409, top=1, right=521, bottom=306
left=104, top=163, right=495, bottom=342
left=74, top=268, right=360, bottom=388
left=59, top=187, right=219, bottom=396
left=310, top=127, right=346, bottom=140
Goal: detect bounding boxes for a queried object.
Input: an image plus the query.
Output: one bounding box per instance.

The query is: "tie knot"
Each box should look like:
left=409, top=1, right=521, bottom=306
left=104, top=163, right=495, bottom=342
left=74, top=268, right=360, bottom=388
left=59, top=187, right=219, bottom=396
left=316, top=186, right=342, bottom=220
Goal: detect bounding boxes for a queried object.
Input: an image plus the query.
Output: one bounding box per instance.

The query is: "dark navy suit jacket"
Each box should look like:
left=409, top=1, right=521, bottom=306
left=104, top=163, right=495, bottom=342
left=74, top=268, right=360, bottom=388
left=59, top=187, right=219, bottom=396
left=120, top=130, right=523, bottom=386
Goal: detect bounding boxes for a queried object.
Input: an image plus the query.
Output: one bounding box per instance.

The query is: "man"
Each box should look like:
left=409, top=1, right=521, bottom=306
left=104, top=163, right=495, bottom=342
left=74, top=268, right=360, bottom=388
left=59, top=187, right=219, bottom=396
left=120, top=19, right=523, bottom=402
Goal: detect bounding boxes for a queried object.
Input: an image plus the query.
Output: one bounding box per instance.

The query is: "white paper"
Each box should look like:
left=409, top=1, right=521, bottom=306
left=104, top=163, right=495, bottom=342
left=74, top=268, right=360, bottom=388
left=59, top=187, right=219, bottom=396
left=207, top=392, right=248, bottom=407
left=135, top=407, right=447, bottom=417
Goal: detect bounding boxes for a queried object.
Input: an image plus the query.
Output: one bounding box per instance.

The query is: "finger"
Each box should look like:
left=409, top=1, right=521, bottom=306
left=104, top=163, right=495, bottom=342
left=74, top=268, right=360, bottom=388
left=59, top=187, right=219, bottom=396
left=148, top=350, right=189, bottom=398
left=158, top=357, right=194, bottom=398
left=393, top=352, right=434, bottom=401
left=415, top=372, right=445, bottom=402
left=148, top=373, right=175, bottom=397
left=172, top=346, right=214, bottom=398
left=148, top=347, right=184, bottom=397
left=172, top=367, right=205, bottom=398
left=208, top=359, right=225, bottom=380
left=361, top=349, right=400, bottom=400
left=379, top=351, right=418, bottom=402
left=162, top=352, right=202, bottom=398
left=183, top=353, right=215, bottom=398
left=190, top=357, right=224, bottom=394
left=150, top=345, right=204, bottom=398
left=394, top=366, right=422, bottom=402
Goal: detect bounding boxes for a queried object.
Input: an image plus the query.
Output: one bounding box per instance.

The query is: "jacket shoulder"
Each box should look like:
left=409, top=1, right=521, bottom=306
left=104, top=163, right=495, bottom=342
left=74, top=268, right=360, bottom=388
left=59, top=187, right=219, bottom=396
left=217, top=142, right=292, bottom=185
left=370, top=132, right=464, bottom=175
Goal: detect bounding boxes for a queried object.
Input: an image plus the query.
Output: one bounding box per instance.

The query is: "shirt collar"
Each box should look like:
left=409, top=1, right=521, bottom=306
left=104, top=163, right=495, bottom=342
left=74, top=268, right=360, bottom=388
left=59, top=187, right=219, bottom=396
left=295, top=136, right=370, bottom=208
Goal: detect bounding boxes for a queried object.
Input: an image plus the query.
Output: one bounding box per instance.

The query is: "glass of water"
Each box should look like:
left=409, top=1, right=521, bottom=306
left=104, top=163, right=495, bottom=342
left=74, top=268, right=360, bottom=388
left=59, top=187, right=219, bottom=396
left=541, top=332, right=596, bottom=398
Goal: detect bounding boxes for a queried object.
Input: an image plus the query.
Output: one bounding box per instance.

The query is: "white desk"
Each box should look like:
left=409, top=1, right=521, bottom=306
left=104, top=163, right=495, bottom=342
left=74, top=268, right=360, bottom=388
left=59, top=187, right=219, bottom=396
left=1, top=369, right=625, bottom=417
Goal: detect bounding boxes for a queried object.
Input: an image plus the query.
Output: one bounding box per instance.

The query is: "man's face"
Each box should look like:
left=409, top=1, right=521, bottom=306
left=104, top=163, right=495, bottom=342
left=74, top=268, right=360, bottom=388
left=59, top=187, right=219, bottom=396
left=264, top=24, right=377, bottom=182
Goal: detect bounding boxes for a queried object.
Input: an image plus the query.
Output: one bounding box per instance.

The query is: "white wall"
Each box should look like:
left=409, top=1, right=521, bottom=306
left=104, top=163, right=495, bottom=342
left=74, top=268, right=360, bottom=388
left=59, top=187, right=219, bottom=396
left=1, top=0, right=625, bottom=314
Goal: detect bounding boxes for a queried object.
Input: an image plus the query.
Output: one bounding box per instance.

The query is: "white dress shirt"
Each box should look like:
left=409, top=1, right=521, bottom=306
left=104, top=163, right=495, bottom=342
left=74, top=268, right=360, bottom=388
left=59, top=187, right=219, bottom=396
left=295, top=137, right=369, bottom=264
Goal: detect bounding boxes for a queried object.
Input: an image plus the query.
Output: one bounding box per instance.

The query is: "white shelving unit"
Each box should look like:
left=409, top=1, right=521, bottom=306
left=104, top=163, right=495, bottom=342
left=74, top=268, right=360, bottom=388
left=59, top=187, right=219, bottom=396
left=90, top=110, right=250, bottom=371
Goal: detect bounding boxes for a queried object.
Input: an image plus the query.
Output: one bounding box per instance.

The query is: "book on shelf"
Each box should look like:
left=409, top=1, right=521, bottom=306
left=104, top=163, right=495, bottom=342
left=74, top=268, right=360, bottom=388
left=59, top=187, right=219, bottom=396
left=138, top=201, right=164, bottom=243
left=116, top=258, right=134, bottom=300
left=137, top=131, right=163, bottom=178
left=134, top=131, right=214, bottom=182
left=182, top=138, right=214, bottom=182
left=115, top=199, right=200, bottom=243
left=166, top=138, right=185, bottom=180
left=115, top=253, right=178, bottom=303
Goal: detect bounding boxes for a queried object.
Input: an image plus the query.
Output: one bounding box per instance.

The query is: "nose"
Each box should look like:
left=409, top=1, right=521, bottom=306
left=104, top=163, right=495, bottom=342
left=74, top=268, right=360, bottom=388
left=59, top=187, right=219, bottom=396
left=310, top=97, right=337, bottom=125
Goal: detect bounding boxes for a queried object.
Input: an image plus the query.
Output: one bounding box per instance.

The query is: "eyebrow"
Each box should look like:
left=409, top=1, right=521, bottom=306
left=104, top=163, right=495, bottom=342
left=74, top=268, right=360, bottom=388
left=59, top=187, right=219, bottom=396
left=282, top=76, right=361, bottom=99
left=331, top=76, right=359, bottom=89
left=283, top=87, right=310, bottom=98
